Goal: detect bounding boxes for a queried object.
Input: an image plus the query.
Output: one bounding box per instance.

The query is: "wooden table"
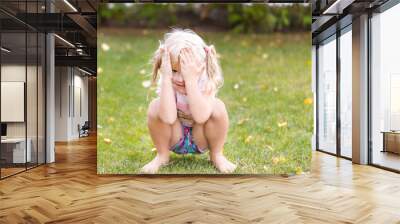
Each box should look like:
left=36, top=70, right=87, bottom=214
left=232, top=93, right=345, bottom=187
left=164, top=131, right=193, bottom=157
left=1, top=138, right=31, bottom=164
left=381, top=131, right=400, bottom=154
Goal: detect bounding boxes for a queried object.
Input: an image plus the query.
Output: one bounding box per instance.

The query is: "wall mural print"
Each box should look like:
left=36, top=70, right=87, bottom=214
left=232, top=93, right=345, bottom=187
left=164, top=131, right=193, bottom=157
left=97, top=3, right=313, bottom=175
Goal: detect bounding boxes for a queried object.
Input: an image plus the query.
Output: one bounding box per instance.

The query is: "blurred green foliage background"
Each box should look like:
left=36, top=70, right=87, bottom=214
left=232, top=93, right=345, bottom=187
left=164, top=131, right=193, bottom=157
left=99, top=3, right=311, bottom=33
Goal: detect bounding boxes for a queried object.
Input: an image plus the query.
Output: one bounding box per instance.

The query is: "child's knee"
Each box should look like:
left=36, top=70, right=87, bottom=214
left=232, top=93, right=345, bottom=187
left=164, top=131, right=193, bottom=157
left=211, top=98, right=228, bottom=121
left=147, top=98, right=160, bottom=120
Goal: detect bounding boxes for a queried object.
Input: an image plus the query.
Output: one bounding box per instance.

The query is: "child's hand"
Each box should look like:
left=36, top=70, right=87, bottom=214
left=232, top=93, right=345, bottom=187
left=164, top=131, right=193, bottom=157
left=180, top=47, right=205, bottom=83
left=159, top=47, right=173, bottom=80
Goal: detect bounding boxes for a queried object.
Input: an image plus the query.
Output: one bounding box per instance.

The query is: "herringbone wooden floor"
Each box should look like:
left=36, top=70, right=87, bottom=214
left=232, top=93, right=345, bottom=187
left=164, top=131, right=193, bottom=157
left=1, top=135, right=400, bottom=224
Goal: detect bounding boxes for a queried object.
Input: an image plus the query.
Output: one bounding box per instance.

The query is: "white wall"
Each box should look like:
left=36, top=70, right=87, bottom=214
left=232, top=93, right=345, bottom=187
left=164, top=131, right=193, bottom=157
left=55, top=66, right=69, bottom=141
left=1, top=65, right=37, bottom=138
left=1, top=65, right=26, bottom=130
left=54, top=67, right=89, bottom=141
left=76, top=71, right=89, bottom=139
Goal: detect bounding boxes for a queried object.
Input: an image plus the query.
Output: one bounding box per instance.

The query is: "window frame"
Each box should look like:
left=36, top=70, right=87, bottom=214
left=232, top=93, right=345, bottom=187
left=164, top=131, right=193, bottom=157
left=0, top=1, right=48, bottom=180
left=367, top=0, right=400, bottom=173
left=315, top=17, right=353, bottom=161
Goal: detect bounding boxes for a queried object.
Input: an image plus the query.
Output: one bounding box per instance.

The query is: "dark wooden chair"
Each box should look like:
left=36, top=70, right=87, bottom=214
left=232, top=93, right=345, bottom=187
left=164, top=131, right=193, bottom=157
left=78, top=121, right=90, bottom=138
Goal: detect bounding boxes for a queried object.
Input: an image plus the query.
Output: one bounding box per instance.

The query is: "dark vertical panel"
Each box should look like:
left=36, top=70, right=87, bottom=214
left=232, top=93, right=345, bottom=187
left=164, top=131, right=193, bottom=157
left=73, top=68, right=75, bottom=118
left=0, top=19, right=2, bottom=179
left=27, top=0, right=39, bottom=170
left=316, top=44, right=319, bottom=151
left=37, top=0, right=39, bottom=167
left=60, top=68, right=61, bottom=117
left=69, top=82, right=71, bottom=117
left=367, top=11, right=373, bottom=165
left=336, top=29, right=341, bottom=157
left=25, top=0, right=28, bottom=171
left=39, top=31, right=46, bottom=165
left=44, top=5, right=47, bottom=164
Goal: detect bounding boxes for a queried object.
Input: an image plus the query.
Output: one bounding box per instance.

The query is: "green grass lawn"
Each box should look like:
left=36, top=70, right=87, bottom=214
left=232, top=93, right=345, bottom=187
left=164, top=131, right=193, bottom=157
left=97, top=28, right=313, bottom=175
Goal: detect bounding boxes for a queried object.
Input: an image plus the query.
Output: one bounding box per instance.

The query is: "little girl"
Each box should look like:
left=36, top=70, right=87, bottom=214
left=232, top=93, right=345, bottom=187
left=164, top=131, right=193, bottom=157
left=142, top=28, right=236, bottom=174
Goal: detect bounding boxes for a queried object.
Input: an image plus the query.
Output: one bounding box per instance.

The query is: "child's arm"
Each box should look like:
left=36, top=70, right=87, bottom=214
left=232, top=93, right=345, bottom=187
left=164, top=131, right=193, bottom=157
left=185, top=79, right=214, bottom=124
left=158, top=48, right=177, bottom=124
left=180, top=48, right=214, bottom=124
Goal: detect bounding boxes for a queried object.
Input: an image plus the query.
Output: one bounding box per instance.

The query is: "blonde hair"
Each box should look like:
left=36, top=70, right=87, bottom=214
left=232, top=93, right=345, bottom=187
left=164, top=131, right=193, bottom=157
left=150, top=28, right=223, bottom=95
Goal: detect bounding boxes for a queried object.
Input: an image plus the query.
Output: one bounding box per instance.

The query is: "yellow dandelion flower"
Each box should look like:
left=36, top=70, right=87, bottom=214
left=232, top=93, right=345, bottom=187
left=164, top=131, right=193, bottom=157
left=104, top=138, right=112, bottom=144
left=295, top=167, right=303, bottom=175
left=304, top=98, right=313, bottom=105
left=277, top=121, right=287, bottom=128
left=245, top=135, right=253, bottom=144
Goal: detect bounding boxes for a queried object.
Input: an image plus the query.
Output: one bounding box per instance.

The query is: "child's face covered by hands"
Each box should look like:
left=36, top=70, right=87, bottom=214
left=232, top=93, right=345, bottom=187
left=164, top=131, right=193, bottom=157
left=171, top=58, right=186, bottom=95
left=158, top=46, right=186, bottom=95
left=179, top=47, right=206, bottom=83
left=169, top=47, right=206, bottom=95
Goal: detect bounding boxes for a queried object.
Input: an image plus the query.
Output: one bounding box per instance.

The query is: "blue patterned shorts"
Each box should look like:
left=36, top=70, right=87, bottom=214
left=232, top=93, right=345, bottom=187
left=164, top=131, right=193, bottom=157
left=170, top=124, right=207, bottom=154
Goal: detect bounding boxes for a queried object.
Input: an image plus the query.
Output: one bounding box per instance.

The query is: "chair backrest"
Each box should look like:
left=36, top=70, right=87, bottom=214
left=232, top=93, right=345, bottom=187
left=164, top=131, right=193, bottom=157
left=82, top=121, right=90, bottom=129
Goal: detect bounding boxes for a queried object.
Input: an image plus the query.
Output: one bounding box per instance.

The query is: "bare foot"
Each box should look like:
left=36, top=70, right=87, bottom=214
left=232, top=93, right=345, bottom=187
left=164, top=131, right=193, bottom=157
left=211, top=154, right=237, bottom=174
left=141, top=154, right=170, bottom=174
